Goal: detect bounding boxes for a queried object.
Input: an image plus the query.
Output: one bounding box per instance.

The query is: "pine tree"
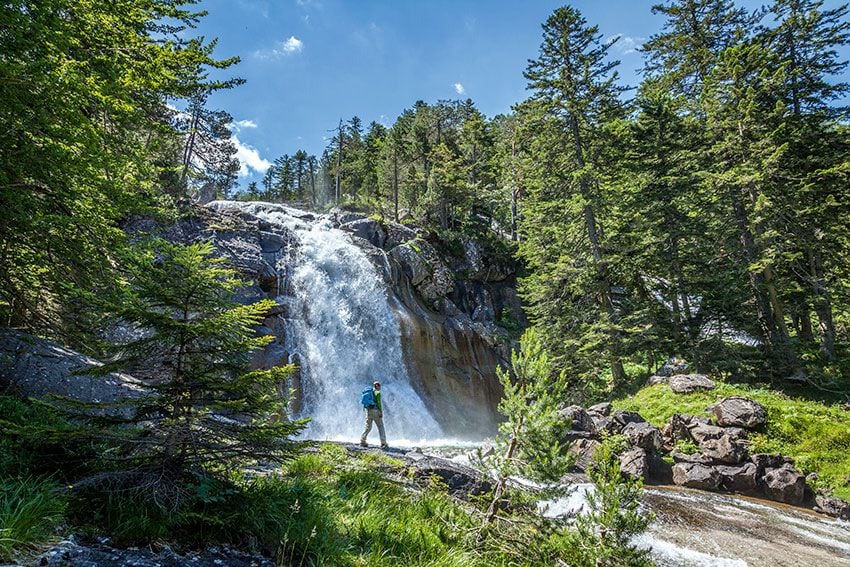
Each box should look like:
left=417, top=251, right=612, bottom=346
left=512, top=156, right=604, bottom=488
left=76, top=239, right=307, bottom=506
left=518, top=6, right=628, bottom=389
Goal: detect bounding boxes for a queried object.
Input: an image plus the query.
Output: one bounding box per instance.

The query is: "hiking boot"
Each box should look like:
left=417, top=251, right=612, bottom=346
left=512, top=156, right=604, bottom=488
left=359, top=442, right=368, bottom=447
left=381, top=444, right=389, bottom=450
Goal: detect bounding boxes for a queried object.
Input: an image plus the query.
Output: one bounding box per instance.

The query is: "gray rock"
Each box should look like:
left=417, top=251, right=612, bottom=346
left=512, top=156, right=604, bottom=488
left=662, top=414, right=696, bottom=448
left=671, top=451, right=715, bottom=465
left=716, top=462, right=758, bottom=492
left=0, top=330, right=145, bottom=416
left=672, top=462, right=721, bottom=491
left=341, top=217, right=386, bottom=248
left=559, top=405, right=594, bottom=432
left=622, top=421, right=663, bottom=451
left=657, top=356, right=690, bottom=377
left=669, top=374, right=716, bottom=393
left=711, top=396, right=767, bottom=429
left=591, top=415, right=622, bottom=435
left=389, top=241, right=455, bottom=302
left=40, top=537, right=274, bottom=566
left=587, top=402, right=612, bottom=417
left=613, top=410, right=646, bottom=427
left=646, top=375, right=669, bottom=386
left=815, top=494, right=850, bottom=520
left=412, top=456, right=493, bottom=497
left=647, top=452, right=674, bottom=484
left=569, top=438, right=601, bottom=472
left=751, top=453, right=794, bottom=477
left=690, top=423, right=748, bottom=463
left=763, top=464, right=807, bottom=505
left=383, top=222, right=419, bottom=249
left=619, top=447, right=650, bottom=481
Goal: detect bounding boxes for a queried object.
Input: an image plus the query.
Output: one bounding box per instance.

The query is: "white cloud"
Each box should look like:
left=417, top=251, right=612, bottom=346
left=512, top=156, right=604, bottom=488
left=232, top=135, right=271, bottom=177
left=281, top=36, right=303, bottom=54
left=607, top=34, right=645, bottom=55
left=453, top=82, right=465, bottom=95
left=235, top=119, right=257, bottom=129
left=254, top=36, right=304, bottom=59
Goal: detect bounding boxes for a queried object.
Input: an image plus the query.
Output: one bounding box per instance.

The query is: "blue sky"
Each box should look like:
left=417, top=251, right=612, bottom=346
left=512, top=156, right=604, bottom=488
left=192, top=0, right=849, bottom=188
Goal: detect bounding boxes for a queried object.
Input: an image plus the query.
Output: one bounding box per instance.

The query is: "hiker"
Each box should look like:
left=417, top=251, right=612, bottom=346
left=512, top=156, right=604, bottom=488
left=360, top=380, right=388, bottom=449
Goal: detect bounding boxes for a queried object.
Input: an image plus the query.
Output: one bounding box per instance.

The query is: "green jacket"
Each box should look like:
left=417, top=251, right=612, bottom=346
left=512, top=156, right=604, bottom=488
left=373, top=390, right=382, bottom=412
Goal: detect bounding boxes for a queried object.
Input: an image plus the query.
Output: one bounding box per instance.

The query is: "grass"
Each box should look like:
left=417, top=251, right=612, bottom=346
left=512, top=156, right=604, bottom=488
left=613, top=382, right=850, bottom=500
left=0, top=476, right=67, bottom=563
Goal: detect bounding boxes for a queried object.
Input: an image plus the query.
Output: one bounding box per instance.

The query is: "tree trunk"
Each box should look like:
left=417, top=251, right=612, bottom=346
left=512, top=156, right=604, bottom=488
left=809, top=248, right=836, bottom=361
left=335, top=119, right=343, bottom=203
left=568, top=115, right=626, bottom=385
left=392, top=154, right=399, bottom=222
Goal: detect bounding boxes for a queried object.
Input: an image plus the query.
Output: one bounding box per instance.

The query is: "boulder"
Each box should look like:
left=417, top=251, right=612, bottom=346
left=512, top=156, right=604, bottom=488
left=711, top=396, right=767, bottom=429
left=716, top=462, right=758, bottom=493
left=689, top=423, right=749, bottom=463
left=587, top=402, right=612, bottom=417
left=622, top=421, right=663, bottom=451
left=647, top=452, right=674, bottom=484
left=672, top=462, right=721, bottom=491
left=383, top=222, right=418, bottom=249
left=662, top=414, right=696, bottom=447
left=646, top=375, right=669, bottom=386
left=814, top=494, right=850, bottom=520
left=751, top=453, right=794, bottom=477
left=671, top=451, right=715, bottom=465
left=763, top=464, right=807, bottom=505
left=569, top=438, right=601, bottom=472
left=669, top=374, right=716, bottom=394
left=619, top=447, right=650, bottom=481
left=559, top=405, right=594, bottom=432
left=389, top=241, right=455, bottom=302
left=591, top=415, right=621, bottom=435
left=613, top=410, right=646, bottom=427
left=341, top=218, right=386, bottom=248
left=656, top=357, right=690, bottom=377
left=412, top=457, right=493, bottom=497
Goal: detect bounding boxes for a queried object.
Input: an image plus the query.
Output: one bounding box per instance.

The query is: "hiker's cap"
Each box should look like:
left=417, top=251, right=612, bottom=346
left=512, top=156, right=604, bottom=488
left=373, top=380, right=381, bottom=387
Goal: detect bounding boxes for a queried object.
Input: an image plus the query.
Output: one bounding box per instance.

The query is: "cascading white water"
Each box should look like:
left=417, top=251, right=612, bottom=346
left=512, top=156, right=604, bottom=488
left=210, top=201, right=442, bottom=444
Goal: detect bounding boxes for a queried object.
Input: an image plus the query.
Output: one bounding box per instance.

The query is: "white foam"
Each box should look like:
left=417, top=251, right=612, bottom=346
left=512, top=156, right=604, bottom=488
left=633, top=533, right=748, bottom=567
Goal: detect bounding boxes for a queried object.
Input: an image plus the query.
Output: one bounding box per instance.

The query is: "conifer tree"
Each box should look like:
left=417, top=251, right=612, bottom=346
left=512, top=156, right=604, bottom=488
left=518, top=6, right=628, bottom=389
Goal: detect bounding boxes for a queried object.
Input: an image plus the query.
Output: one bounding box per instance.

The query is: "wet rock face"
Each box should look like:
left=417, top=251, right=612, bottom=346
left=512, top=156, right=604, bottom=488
left=711, top=396, right=767, bottom=429
left=669, top=374, right=716, bottom=393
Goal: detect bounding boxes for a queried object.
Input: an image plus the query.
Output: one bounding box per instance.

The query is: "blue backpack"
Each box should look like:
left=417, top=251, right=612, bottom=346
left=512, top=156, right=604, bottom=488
left=361, top=387, right=375, bottom=408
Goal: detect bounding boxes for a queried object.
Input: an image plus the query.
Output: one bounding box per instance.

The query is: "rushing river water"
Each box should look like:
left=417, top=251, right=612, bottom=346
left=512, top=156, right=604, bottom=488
left=540, top=480, right=850, bottom=566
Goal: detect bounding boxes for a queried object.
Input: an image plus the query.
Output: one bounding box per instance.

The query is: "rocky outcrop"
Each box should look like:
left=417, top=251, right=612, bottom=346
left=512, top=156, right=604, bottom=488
left=0, top=329, right=144, bottom=415
left=556, top=390, right=849, bottom=520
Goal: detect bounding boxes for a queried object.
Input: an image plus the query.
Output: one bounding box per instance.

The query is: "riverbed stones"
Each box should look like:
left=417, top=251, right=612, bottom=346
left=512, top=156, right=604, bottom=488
left=711, top=396, right=767, bottom=429
left=669, top=374, right=716, bottom=393
left=763, top=464, right=807, bottom=505
left=623, top=421, right=663, bottom=451
left=672, top=462, right=721, bottom=491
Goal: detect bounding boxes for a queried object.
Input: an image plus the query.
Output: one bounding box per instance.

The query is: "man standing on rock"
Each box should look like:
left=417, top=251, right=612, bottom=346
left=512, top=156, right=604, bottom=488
left=360, top=380, right=388, bottom=449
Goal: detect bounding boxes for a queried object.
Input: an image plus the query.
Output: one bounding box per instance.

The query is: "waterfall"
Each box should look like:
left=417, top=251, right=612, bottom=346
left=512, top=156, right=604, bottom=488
left=209, top=201, right=443, bottom=444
